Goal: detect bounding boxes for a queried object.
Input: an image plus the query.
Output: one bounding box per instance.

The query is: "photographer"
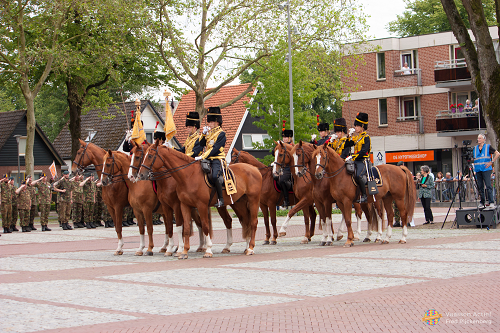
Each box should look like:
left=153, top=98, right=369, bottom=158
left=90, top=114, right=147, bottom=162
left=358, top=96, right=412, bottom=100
left=473, top=134, right=500, bottom=208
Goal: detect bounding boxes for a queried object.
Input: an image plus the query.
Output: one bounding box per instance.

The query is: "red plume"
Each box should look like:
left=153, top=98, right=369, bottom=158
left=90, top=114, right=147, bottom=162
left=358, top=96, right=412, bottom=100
left=155, top=121, right=159, bottom=129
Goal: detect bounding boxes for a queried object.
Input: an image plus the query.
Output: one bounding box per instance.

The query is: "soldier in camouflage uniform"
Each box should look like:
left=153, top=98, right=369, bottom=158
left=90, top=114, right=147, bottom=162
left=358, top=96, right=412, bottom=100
left=122, top=206, right=135, bottom=227
left=81, top=174, right=96, bottom=228
left=10, top=178, right=19, bottom=232
left=54, top=171, right=73, bottom=230
left=1, top=175, right=13, bottom=233
left=93, top=183, right=104, bottom=227
left=15, top=180, right=32, bottom=232
left=72, top=174, right=85, bottom=228
left=102, top=202, right=113, bottom=228
left=31, top=173, right=52, bottom=231
left=26, top=176, right=38, bottom=231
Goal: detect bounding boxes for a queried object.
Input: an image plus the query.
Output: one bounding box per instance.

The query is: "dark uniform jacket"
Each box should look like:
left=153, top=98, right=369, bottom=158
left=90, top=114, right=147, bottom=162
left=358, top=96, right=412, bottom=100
left=176, top=130, right=203, bottom=157
left=199, top=127, right=226, bottom=160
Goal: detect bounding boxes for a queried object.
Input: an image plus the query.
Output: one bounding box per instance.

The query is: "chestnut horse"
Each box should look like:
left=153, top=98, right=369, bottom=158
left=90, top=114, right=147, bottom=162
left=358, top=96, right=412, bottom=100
left=273, top=141, right=317, bottom=244
left=230, top=148, right=298, bottom=245
left=291, top=141, right=374, bottom=245
left=138, top=141, right=262, bottom=258
left=128, top=141, right=235, bottom=255
left=314, top=144, right=416, bottom=246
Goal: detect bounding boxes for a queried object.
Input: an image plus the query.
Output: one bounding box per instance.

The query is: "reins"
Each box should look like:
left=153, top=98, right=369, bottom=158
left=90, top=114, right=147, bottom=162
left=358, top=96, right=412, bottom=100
left=102, top=154, right=128, bottom=185
left=72, top=143, right=104, bottom=174
left=316, top=147, right=346, bottom=179
left=141, top=147, right=198, bottom=180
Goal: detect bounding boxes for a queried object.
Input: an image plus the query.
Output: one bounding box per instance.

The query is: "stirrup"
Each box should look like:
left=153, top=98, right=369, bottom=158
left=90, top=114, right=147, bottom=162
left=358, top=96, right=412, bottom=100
left=214, top=199, right=225, bottom=208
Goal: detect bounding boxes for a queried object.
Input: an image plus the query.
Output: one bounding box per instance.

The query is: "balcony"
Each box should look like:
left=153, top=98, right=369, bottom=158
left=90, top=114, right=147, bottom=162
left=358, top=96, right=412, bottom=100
left=436, top=108, right=485, bottom=135
left=393, top=68, right=422, bottom=86
left=434, top=59, right=471, bottom=88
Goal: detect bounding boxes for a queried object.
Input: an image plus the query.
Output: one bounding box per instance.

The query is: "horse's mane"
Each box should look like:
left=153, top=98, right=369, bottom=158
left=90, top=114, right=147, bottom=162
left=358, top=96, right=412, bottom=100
left=237, top=151, right=266, bottom=168
left=85, top=142, right=106, bottom=155
left=294, top=142, right=316, bottom=156
left=103, top=151, right=130, bottom=170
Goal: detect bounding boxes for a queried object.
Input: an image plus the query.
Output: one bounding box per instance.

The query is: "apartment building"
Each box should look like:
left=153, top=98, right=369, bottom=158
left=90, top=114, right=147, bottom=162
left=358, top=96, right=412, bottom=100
left=342, top=27, right=499, bottom=177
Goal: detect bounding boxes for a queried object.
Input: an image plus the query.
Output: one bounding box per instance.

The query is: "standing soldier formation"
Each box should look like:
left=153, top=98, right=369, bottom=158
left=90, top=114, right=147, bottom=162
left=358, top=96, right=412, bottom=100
left=1, top=176, right=14, bottom=233
left=31, top=174, right=52, bottom=231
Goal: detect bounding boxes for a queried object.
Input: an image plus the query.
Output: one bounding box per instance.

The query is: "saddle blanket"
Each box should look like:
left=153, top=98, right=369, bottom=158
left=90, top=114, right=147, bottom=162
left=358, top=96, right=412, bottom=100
left=352, top=166, right=383, bottom=187
left=204, top=167, right=237, bottom=192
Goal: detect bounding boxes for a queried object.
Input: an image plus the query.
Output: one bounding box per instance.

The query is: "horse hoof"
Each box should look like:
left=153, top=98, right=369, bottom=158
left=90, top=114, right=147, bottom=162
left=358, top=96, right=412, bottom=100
left=164, top=252, right=173, bottom=257
left=262, top=240, right=270, bottom=245
left=319, top=241, right=326, bottom=246
left=279, top=232, right=286, bottom=237
left=203, top=253, right=213, bottom=258
left=374, top=239, right=381, bottom=243
left=343, top=242, right=354, bottom=248
left=363, top=238, right=371, bottom=243
left=221, top=248, right=230, bottom=254
left=173, top=252, right=180, bottom=257
left=145, top=251, right=153, bottom=256
left=398, top=240, right=407, bottom=244
left=178, top=253, right=188, bottom=260
left=245, top=249, right=254, bottom=256
left=269, top=241, right=277, bottom=245
left=196, top=247, right=204, bottom=252
left=336, top=235, right=344, bottom=241
left=135, top=251, right=143, bottom=256
left=300, top=239, right=309, bottom=244
left=325, top=241, right=333, bottom=246
left=353, top=237, right=359, bottom=241
left=382, top=240, right=389, bottom=245
left=159, top=248, right=167, bottom=253
left=114, top=251, right=123, bottom=256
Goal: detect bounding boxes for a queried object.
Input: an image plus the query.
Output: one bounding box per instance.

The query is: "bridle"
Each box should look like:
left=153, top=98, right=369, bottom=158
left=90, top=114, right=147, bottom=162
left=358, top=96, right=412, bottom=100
left=129, top=145, right=146, bottom=177
left=72, top=143, right=103, bottom=174
left=316, top=146, right=345, bottom=179
left=293, top=146, right=313, bottom=183
left=101, top=154, right=128, bottom=185
left=140, top=147, right=197, bottom=181
left=274, top=144, right=289, bottom=176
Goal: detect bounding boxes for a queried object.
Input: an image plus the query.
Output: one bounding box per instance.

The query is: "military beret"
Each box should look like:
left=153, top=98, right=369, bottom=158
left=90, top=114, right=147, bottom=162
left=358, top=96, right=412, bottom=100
left=63, top=170, right=70, bottom=175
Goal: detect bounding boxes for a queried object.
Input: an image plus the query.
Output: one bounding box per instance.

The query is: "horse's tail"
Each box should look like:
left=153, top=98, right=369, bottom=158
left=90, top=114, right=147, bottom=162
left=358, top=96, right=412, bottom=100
left=401, top=166, right=416, bottom=224
left=369, top=203, right=379, bottom=232
left=189, top=220, right=194, bottom=237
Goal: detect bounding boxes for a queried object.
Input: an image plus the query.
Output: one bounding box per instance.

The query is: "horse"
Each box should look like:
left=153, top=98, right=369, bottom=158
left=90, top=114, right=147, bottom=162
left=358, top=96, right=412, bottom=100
left=272, top=141, right=317, bottom=244
left=138, top=140, right=262, bottom=259
left=230, top=148, right=299, bottom=245
left=314, top=143, right=416, bottom=246
left=291, top=141, right=373, bottom=245
left=128, top=141, right=235, bottom=255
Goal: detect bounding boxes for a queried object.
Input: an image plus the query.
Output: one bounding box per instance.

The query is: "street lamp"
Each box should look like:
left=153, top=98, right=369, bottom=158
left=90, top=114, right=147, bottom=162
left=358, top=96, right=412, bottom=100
left=13, top=134, right=21, bottom=186
left=279, top=0, right=294, bottom=141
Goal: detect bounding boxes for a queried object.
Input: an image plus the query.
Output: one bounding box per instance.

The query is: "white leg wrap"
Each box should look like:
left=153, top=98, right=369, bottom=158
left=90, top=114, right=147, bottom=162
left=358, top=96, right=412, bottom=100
left=160, top=234, right=168, bottom=251
left=355, top=215, right=362, bottom=238
left=205, top=234, right=213, bottom=255
left=225, top=229, right=233, bottom=250
left=401, top=225, right=408, bottom=242
left=116, top=238, right=124, bottom=253
left=166, top=236, right=175, bottom=253
left=279, top=215, right=291, bottom=233
left=384, top=225, right=392, bottom=242
left=136, top=234, right=145, bottom=253
left=339, top=215, right=346, bottom=234
left=175, top=226, right=184, bottom=253
left=377, top=214, right=383, bottom=240
left=326, top=218, right=333, bottom=241
left=321, top=219, right=328, bottom=242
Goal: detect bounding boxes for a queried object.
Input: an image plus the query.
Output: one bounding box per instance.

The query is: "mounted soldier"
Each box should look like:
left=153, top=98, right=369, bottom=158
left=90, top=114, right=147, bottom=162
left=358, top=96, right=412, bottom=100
left=349, top=112, right=371, bottom=203
left=195, top=107, right=226, bottom=207
left=329, top=117, right=354, bottom=159
left=175, top=111, right=203, bottom=157
left=277, top=127, right=294, bottom=208
left=310, top=115, right=330, bottom=146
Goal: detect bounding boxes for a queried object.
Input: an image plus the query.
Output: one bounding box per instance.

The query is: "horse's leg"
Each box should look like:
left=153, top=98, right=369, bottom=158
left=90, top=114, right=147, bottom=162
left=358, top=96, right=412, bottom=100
left=192, top=208, right=206, bottom=252
left=178, top=203, right=192, bottom=259
left=217, top=207, right=233, bottom=253
left=337, top=213, right=345, bottom=241
left=360, top=203, right=372, bottom=242
left=270, top=206, right=278, bottom=245
left=382, top=197, right=394, bottom=244
left=159, top=207, right=173, bottom=253
left=353, top=203, right=363, bottom=241
left=261, top=204, right=271, bottom=245
left=308, top=205, right=316, bottom=240
left=245, top=196, right=260, bottom=255
left=395, top=198, right=409, bottom=244
left=134, top=208, right=146, bottom=256
left=143, top=207, right=155, bottom=256
left=325, top=200, right=334, bottom=246
left=113, top=205, right=124, bottom=255
left=278, top=197, right=305, bottom=238
left=374, top=200, right=384, bottom=243
left=339, top=199, right=354, bottom=247
left=199, top=206, right=213, bottom=258
left=166, top=205, right=181, bottom=256
left=318, top=201, right=328, bottom=246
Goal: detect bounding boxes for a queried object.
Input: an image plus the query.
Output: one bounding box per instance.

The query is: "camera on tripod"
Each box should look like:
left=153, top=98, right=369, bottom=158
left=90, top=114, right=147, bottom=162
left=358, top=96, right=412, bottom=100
left=462, top=140, right=474, bottom=163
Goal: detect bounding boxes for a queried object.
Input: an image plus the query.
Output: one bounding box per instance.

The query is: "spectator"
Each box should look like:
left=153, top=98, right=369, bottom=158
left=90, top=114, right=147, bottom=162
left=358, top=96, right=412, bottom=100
left=465, top=99, right=473, bottom=111
left=418, top=165, right=434, bottom=225
left=435, top=172, right=444, bottom=201
left=473, top=133, right=500, bottom=208
left=402, top=62, right=411, bottom=75
left=472, top=99, right=480, bottom=113
left=443, top=172, right=455, bottom=201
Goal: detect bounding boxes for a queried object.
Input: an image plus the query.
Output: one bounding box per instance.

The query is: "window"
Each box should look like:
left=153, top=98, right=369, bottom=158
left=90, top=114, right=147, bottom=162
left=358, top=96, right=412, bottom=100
left=242, top=134, right=271, bottom=150
left=399, top=96, right=419, bottom=120
left=84, top=130, right=97, bottom=143
left=146, top=132, right=153, bottom=143
left=451, top=45, right=466, bottom=67
left=400, top=50, right=418, bottom=73
left=376, top=52, right=385, bottom=80
left=379, top=99, right=388, bottom=126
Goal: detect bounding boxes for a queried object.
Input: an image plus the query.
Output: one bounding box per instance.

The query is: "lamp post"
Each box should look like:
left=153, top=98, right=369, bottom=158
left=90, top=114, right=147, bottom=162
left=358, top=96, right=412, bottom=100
left=279, top=0, right=294, bottom=141
left=13, top=134, right=21, bottom=186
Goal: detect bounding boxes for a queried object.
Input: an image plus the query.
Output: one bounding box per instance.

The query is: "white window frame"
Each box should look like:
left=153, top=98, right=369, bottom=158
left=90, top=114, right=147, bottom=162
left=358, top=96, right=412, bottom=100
left=242, top=133, right=271, bottom=150
left=378, top=98, right=388, bottom=127
left=398, top=96, right=419, bottom=121
left=376, top=52, right=386, bottom=80
left=400, top=50, right=418, bottom=73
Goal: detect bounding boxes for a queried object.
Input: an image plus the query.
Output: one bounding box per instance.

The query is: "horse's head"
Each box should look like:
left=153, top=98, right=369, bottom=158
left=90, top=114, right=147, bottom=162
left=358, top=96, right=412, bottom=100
left=101, top=150, right=115, bottom=186
left=129, top=141, right=148, bottom=182
left=291, top=140, right=313, bottom=177
left=72, top=139, right=91, bottom=175
left=230, top=148, right=242, bottom=164
left=273, top=141, right=292, bottom=178
left=138, top=139, right=162, bottom=181
left=313, top=142, right=330, bottom=179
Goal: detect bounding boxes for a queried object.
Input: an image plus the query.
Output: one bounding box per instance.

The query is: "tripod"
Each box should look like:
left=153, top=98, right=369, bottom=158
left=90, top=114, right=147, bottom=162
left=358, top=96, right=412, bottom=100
left=441, top=161, right=481, bottom=229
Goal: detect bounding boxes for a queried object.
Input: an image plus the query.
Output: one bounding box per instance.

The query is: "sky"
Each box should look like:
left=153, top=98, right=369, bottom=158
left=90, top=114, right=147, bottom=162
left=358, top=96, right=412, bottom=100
left=359, top=0, right=407, bottom=39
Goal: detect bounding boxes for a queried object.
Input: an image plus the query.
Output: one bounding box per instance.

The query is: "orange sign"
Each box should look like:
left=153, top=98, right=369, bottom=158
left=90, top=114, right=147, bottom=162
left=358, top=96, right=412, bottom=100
left=386, top=150, right=434, bottom=163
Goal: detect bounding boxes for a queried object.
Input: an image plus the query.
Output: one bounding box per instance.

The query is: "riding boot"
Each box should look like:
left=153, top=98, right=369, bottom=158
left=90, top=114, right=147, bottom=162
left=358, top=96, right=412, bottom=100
left=29, top=223, right=37, bottom=231
left=356, top=175, right=368, bottom=203
left=3, top=227, right=12, bottom=234
left=214, top=178, right=225, bottom=208
left=10, top=226, right=19, bottom=232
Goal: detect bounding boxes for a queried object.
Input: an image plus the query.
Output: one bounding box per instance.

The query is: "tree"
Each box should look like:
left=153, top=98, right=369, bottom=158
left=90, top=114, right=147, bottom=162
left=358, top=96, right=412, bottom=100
left=388, top=0, right=496, bottom=37
left=0, top=0, right=76, bottom=177
left=439, top=0, right=500, bottom=200
left=154, top=0, right=368, bottom=118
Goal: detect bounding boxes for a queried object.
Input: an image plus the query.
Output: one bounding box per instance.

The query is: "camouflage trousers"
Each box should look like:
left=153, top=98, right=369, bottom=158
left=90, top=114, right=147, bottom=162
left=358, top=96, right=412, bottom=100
left=18, top=209, right=30, bottom=227
left=83, top=202, right=95, bottom=223
left=29, top=204, right=37, bottom=224
left=392, top=201, right=401, bottom=223
left=58, top=202, right=71, bottom=224
left=93, top=201, right=103, bottom=223
left=1, top=203, right=12, bottom=228
left=72, top=203, right=84, bottom=223
left=123, top=206, right=134, bottom=221
left=11, top=203, right=18, bottom=227
left=153, top=213, right=161, bottom=222
left=102, top=203, right=112, bottom=221
left=39, top=204, right=50, bottom=226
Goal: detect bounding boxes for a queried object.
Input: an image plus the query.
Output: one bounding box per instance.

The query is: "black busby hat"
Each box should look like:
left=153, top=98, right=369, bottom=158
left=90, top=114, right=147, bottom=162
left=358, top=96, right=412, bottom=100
left=153, top=121, right=166, bottom=141
left=317, top=123, right=329, bottom=132
left=185, top=111, right=200, bottom=129
left=39, top=173, right=46, bottom=178
left=2, top=174, right=7, bottom=179
left=282, top=129, right=294, bottom=138
left=354, top=112, right=368, bottom=129
left=334, top=118, right=347, bottom=133
left=206, top=106, right=222, bottom=125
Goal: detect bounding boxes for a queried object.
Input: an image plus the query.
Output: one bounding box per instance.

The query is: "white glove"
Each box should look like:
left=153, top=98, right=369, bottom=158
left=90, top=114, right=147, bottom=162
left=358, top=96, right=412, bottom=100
left=311, top=134, right=317, bottom=141
left=348, top=128, right=355, bottom=136
left=195, top=156, right=203, bottom=161
left=125, top=129, right=132, bottom=141
left=163, top=141, right=172, bottom=148
left=329, top=134, right=338, bottom=141
left=202, top=126, right=211, bottom=135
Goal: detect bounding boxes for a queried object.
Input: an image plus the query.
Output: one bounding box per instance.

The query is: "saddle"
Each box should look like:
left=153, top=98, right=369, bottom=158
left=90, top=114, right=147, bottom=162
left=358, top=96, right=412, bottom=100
left=352, top=166, right=384, bottom=187
left=204, top=167, right=237, bottom=193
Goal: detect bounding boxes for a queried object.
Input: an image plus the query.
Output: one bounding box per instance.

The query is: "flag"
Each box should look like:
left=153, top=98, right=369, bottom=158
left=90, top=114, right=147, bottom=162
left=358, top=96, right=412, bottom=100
left=49, top=161, right=57, bottom=179
left=164, top=100, right=177, bottom=141
left=131, top=109, right=147, bottom=144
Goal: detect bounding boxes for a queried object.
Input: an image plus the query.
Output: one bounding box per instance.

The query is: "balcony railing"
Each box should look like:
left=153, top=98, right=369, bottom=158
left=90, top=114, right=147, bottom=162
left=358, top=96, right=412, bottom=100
left=436, top=108, right=485, bottom=132
left=434, top=59, right=471, bottom=82
left=394, top=68, right=422, bottom=86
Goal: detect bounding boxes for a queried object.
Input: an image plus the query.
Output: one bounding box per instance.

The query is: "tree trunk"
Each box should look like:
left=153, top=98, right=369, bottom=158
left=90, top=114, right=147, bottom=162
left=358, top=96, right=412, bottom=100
left=66, top=77, right=85, bottom=161
left=24, top=92, right=36, bottom=179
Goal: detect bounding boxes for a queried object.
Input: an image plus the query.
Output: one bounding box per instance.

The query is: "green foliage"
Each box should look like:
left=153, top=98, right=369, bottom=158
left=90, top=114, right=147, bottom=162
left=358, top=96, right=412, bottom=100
left=0, top=87, right=26, bottom=112
left=387, top=0, right=497, bottom=37
left=34, top=84, right=68, bottom=142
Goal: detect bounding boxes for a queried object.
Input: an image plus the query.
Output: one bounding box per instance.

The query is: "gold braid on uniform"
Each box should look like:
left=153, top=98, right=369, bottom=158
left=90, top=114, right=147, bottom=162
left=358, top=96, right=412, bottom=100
left=329, top=137, right=348, bottom=156
left=352, top=132, right=371, bottom=159
left=200, top=126, right=225, bottom=160
left=183, top=129, right=200, bottom=157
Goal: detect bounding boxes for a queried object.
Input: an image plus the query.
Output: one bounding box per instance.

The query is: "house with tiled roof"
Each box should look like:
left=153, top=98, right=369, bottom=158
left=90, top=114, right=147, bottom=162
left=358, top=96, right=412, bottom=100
left=173, top=83, right=271, bottom=161
left=53, top=100, right=179, bottom=168
left=0, top=110, right=65, bottom=185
